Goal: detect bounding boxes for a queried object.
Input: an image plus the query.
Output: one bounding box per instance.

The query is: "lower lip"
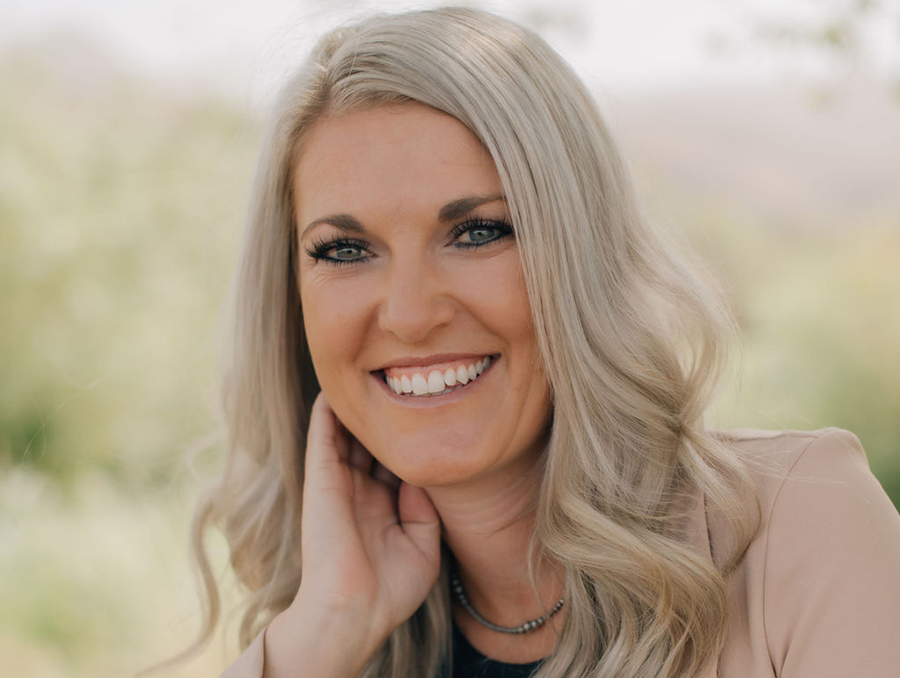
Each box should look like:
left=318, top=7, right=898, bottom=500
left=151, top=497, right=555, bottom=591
left=372, top=356, right=500, bottom=409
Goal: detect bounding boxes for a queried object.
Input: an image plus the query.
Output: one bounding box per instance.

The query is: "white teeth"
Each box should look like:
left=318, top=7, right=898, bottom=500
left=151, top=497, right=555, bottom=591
left=427, top=370, right=445, bottom=394
left=456, top=365, right=469, bottom=385
left=400, top=375, right=412, bottom=393
left=384, top=356, right=494, bottom=397
left=411, top=373, right=428, bottom=395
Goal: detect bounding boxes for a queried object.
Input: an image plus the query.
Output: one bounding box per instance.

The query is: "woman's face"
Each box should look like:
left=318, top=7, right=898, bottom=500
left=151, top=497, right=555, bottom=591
left=294, top=103, right=552, bottom=489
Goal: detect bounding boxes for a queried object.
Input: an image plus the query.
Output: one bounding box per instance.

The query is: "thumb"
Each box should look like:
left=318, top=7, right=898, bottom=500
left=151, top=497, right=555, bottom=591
left=397, top=482, right=441, bottom=557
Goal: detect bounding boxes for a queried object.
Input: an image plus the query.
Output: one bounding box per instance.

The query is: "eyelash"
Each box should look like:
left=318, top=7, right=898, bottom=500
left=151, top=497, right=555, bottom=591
left=303, top=218, right=514, bottom=266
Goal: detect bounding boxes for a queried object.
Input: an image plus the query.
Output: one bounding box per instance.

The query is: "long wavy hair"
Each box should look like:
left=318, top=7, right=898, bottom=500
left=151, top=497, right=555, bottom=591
left=181, top=7, right=759, bottom=678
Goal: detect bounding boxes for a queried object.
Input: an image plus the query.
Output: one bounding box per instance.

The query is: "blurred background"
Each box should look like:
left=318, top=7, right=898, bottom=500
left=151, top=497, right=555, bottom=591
left=2, top=0, right=898, bottom=676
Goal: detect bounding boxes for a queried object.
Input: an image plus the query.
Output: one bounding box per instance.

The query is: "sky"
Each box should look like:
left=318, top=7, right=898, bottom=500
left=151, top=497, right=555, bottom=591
left=2, top=0, right=898, bottom=106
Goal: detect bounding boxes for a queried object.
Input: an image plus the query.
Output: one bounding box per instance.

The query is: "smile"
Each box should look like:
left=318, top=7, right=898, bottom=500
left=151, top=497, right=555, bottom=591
left=374, top=355, right=498, bottom=402
left=384, top=356, right=492, bottom=397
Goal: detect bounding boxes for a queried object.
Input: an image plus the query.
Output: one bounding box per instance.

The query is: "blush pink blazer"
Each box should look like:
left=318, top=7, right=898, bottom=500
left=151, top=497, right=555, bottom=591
left=221, top=428, right=900, bottom=677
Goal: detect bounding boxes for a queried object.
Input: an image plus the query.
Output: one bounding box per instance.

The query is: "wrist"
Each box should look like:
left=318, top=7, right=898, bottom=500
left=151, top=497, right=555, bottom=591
left=263, top=598, right=380, bottom=678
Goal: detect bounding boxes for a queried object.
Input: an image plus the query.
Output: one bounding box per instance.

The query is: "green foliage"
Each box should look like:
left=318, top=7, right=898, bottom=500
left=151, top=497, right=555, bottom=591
left=0, top=468, right=236, bottom=678
left=683, top=209, right=900, bottom=509
left=0, top=45, right=256, bottom=488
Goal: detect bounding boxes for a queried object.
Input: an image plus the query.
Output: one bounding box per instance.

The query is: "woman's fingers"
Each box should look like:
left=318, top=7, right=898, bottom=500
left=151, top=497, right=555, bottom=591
left=305, top=391, right=347, bottom=469
left=296, top=390, right=440, bottom=649
left=308, top=392, right=378, bottom=473
left=308, top=392, right=399, bottom=490
left=397, top=482, right=441, bottom=560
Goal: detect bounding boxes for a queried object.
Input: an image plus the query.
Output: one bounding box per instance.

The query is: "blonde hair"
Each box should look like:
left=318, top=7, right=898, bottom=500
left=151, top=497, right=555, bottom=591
left=184, top=7, right=759, bottom=678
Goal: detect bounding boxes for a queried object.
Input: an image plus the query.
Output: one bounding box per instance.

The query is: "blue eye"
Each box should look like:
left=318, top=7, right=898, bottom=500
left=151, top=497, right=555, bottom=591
left=304, top=237, right=370, bottom=266
left=450, top=218, right=514, bottom=249
left=331, top=244, right=364, bottom=260
left=463, top=227, right=498, bottom=243
left=304, top=218, right=514, bottom=267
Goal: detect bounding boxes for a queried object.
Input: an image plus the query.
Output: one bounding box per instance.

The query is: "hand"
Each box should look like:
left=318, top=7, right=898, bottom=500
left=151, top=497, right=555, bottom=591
left=266, top=391, right=441, bottom=675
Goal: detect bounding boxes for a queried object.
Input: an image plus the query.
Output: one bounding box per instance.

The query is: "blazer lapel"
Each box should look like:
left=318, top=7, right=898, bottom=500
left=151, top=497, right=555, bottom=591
left=687, top=488, right=720, bottom=678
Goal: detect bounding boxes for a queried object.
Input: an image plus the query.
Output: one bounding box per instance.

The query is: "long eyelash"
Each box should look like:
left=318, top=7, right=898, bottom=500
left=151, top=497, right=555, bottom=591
left=304, top=218, right=514, bottom=267
left=304, top=236, right=370, bottom=266
left=449, top=217, right=515, bottom=248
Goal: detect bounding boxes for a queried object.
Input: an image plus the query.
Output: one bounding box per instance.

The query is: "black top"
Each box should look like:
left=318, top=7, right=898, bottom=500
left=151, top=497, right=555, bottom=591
left=450, top=623, right=543, bottom=678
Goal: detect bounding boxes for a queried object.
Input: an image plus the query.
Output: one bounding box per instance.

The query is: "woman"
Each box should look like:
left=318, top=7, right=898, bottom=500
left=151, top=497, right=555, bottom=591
left=189, top=7, right=900, bottom=678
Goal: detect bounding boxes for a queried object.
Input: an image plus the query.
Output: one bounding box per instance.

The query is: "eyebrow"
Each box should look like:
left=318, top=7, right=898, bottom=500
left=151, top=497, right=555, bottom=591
left=299, top=194, right=506, bottom=239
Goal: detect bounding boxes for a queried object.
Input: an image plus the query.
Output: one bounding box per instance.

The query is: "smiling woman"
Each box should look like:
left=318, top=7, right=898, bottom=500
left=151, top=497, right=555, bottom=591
left=294, top=105, right=551, bottom=490
left=161, top=6, right=900, bottom=678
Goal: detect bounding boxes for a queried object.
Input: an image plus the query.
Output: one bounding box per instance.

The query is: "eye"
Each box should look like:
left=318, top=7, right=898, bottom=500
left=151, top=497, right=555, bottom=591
left=304, top=218, right=515, bottom=267
left=304, top=237, right=371, bottom=266
left=330, top=244, right=365, bottom=260
left=450, top=218, right=514, bottom=249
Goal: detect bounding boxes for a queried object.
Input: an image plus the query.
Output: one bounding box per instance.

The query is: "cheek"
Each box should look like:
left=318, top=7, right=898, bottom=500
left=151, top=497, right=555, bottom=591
left=488, top=265, right=536, bottom=356
left=300, top=277, right=370, bottom=388
left=455, top=252, right=533, bottom=337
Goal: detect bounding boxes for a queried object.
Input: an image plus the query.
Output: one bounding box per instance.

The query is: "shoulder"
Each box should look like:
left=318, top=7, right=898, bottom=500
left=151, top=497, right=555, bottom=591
left=717, top=426, right=876, bottom=510
left=716, top=426, right=900, bottom=576
left=715, top=427, right=900, bottom=676
left=716, top=427, right=899, bottom=544
left=718, top=426, right=865, bottom=474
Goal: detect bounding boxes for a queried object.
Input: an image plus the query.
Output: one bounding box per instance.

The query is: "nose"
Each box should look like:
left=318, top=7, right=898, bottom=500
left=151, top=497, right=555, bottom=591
left=377, top=254, right=454, bottom=343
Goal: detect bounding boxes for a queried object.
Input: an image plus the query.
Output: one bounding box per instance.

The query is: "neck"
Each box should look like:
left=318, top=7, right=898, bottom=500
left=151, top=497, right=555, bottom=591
left=425, top=451, right=564, bottom=632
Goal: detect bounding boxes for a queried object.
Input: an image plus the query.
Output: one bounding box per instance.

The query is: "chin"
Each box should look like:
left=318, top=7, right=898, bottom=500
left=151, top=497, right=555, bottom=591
left=373, top=440, right=496, bottom=489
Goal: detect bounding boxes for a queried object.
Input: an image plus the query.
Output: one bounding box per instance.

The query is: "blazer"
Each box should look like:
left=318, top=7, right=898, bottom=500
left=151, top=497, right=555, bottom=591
left=221, top=427, right=900, bottom=677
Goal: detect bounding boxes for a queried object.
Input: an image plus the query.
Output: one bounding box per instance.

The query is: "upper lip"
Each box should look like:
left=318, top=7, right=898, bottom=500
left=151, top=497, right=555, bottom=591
left=372, top=353, right=497, bottom=371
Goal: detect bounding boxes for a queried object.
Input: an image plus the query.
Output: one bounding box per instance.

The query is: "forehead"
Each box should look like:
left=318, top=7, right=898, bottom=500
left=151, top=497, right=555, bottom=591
left=292, top=104, right=503, bottom=224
